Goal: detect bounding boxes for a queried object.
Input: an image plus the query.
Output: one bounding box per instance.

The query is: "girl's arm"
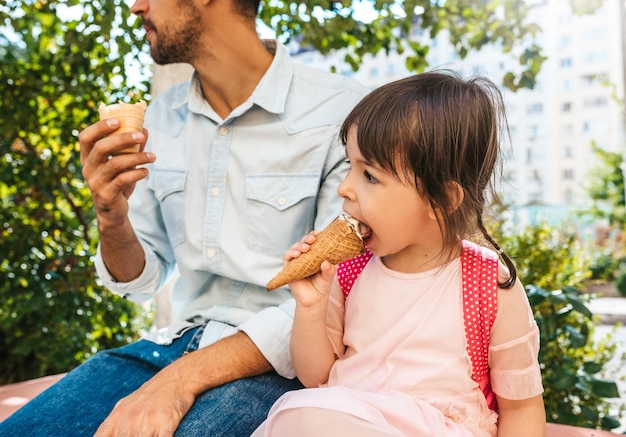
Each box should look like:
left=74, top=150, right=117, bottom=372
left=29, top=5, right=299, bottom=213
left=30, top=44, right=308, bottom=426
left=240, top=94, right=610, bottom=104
left=285, top=234, right=338, bottom=387
left=490, top=273, right=545, bottom=436
left=290, top=276, right=337, bottom=387
left=496, top=394, right=546, bottom=437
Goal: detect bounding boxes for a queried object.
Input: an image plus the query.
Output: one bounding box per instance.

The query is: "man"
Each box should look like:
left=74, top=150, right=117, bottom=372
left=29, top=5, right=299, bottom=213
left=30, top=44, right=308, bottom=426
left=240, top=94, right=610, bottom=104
left=0, top=0, right=366, bottom=435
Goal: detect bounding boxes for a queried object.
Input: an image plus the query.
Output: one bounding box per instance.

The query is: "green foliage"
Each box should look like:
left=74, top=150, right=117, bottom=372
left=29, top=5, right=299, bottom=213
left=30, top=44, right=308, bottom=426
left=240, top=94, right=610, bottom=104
left=528, top=285, right=622, bottom=430
left=0, top=0, right=152, bottom=384
left=496, top=221, right=623, bottom=430
left=503, top=222, right=591, bottom=290
left=589, top=251, right=619, bottom=281
left=569, top=0, right=606, bottom=16
left=258, top=0, right=547, bottom=91
left=616, top=269, right=626, bottom=297
left=578, top=142, right=626, bottom=283
left=581, top=143, right=626, bottom=230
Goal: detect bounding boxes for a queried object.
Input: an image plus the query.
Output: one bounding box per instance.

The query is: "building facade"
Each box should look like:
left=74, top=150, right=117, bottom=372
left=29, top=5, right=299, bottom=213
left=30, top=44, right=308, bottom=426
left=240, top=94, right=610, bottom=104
left=291, top=0, right=625, bottom=213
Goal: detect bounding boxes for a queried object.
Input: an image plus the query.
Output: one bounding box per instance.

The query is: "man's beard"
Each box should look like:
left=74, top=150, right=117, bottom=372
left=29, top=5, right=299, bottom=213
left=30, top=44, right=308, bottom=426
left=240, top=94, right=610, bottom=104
left=150, top=30, right=199, bottom=65
left=145, top=8, right=202, bottom=65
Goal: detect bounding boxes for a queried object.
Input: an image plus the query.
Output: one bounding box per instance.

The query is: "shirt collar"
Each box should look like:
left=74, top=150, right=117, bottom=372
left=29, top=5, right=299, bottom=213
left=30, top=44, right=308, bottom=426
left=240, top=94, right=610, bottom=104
left=250, top=40, right=292, bottom=115
left=170, top=40, right=293, bottom=118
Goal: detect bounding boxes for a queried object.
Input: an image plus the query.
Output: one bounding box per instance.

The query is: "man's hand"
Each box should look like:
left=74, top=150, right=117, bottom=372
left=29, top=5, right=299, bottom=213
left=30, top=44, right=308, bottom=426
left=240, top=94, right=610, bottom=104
left=78, top=118, right=154, bottom=282
left=94, top=369, right=194, bottom=437
left=94, top=331, right=272, bottom=437
left=79, top=118, right=153, bottom=230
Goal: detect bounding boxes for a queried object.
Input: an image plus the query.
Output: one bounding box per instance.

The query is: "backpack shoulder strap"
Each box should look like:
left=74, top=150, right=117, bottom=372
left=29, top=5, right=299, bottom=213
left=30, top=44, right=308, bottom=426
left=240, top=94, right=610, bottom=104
left=337, top=242, right=499, bottom=410
left=337, top=249, right=374, bottom=298
left=461, top=240, right=499, bottom=410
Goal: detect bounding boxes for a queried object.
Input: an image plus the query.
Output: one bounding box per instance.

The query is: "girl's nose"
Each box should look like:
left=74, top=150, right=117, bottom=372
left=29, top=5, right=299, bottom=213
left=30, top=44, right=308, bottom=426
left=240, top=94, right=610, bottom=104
left=337, top=173, right=353, bottom=200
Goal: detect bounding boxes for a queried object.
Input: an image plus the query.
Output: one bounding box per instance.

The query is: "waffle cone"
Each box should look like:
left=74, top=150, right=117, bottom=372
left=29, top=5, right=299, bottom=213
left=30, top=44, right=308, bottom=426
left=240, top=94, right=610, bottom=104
left=98, top=101, right=147, bottom=154
left=267, top=216, right=365, bottom=291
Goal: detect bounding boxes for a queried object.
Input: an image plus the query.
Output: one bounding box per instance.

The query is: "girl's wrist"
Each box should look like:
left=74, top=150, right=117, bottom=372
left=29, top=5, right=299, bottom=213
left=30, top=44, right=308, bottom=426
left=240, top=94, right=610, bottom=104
left=294, top=300, right=328, bottom=319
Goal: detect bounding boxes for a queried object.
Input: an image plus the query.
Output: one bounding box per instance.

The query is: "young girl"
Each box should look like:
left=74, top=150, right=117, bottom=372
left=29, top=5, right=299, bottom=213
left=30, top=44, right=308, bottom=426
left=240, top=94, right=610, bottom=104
left=253, top=71, right=545, bottom=437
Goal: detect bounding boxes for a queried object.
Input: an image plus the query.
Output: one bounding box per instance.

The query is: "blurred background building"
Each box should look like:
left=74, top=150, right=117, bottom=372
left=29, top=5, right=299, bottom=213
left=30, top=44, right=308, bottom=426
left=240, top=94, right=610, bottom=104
left=288, top=0, right=625, bottom=226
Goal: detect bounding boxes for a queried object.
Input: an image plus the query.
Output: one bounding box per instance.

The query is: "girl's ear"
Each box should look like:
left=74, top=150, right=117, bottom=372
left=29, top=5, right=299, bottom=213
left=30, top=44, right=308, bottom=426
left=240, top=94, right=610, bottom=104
left=428, top=181, right=464, bottom=220
left=447, top=181, right=464, bottom=213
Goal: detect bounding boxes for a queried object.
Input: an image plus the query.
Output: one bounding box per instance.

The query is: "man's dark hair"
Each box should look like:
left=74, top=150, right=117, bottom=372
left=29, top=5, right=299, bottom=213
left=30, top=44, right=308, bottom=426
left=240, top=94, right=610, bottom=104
left=233, top=0, right=261, bottom=18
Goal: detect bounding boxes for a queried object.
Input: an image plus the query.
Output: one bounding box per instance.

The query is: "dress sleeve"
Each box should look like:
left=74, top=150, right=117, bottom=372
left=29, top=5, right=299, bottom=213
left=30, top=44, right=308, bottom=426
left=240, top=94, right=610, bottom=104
left=326, top=277, right=347, bottom=358
left=489, top=273, right=544, bottom=400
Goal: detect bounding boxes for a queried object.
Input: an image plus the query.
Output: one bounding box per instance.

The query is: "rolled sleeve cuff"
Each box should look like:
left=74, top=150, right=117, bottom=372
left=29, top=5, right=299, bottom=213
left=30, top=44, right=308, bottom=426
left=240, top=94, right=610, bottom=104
left=491, top=363, right=544, bottom=400
left=239, top=299, right=296, bottom=379
left=94, top=242, right=162, bottom=304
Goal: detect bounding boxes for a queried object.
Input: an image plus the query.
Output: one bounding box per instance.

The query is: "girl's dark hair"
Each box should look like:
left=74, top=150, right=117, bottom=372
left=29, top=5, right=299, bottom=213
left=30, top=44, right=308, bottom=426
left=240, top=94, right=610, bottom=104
left=339, top=70, right=516, bottom=288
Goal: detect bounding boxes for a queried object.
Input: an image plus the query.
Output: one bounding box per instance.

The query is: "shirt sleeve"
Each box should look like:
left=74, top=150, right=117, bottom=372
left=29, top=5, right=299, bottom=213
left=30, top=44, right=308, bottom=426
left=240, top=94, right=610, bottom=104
left=489, top=278, right=544, bottom=400
left=238, top=298, right=297, bottom=379
left=94, top=240, right=167, bottom=304
left=313, top=127, right=350, bottom=231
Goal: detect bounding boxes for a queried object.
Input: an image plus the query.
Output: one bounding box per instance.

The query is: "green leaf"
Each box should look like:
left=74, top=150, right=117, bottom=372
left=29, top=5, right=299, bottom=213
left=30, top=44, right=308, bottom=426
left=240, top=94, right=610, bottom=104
left=588, top=379, right=620, bottom=398
left=549, top=370, right=578, bottom=389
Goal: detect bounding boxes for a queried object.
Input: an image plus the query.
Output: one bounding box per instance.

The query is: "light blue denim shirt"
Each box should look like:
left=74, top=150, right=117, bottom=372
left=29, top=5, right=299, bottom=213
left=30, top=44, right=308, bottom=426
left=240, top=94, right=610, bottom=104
left=94, top=41, right=368, bottom=378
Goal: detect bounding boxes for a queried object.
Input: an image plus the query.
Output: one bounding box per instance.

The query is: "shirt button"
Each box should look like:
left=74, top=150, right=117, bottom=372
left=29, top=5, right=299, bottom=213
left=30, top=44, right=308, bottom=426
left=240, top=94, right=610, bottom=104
left=207, top=249, right=216, bottom=258
left=219, top=127, right=228, bottom=135
left=211, top=187, right=220, bottom=196
left=156, top=189, right=163, bottom=197
left=277, top=196, right=287, bottom=205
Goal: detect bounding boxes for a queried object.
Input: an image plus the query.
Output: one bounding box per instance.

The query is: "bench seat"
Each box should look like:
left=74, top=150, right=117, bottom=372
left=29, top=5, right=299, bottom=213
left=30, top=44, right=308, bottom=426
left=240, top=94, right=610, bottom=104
left=0, top=375, right=620, bottom=435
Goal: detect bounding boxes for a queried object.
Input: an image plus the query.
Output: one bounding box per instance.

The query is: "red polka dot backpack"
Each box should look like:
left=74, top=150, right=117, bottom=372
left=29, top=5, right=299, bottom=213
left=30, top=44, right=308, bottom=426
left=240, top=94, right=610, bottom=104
left=336, top=240, right=499, bottom=411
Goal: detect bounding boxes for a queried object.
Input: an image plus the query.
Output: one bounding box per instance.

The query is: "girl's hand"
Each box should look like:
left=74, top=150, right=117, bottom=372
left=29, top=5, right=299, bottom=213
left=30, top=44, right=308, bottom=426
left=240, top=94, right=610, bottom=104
left=285, top=232, right=336, bottom=309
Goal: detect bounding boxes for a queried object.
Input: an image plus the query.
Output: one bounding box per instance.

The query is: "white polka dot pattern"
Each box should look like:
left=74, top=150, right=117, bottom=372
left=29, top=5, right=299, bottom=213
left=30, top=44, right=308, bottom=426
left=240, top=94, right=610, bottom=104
left=462, top=241, right=498, bottom=381
left=461, top=240, right=499, bottom=411
left=337, top=249, right=374, bottom=298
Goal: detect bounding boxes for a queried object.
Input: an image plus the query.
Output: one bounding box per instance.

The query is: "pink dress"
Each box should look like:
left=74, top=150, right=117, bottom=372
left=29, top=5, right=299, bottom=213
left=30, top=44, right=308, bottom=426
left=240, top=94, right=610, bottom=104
left=253, top=251, right=543, bottom=437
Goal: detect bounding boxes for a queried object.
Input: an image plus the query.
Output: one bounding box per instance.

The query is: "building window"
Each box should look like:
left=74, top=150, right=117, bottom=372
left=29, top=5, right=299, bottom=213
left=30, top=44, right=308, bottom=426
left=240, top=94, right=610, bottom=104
left=583, top=51, right=608, bottom=63
left=563, top=169, right=574, bottom=180
left=562, top=102, right=572, bottom=112
left=583, top=119, right=610, bottom=134
left=529, top=125, right=540, bottom=139
left=559, top=57, right=572, bottom=68
left=529, top=192, right=543, bottom=203
left=527, top=103, right=543, bottom=114
left=560, top=79, right=573, bottom=91
left=563, top=146, right=573, bottom=158
left=564, top=188, right=573, bottom=204
left=584, top=97, right=608, bottom=107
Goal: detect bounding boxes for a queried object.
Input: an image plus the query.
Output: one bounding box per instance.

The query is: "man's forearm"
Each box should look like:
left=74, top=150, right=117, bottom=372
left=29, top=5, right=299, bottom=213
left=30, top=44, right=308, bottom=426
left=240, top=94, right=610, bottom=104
left=160, top=331, right=273, bottom=396
left=99, top=218, right=146, bottom=282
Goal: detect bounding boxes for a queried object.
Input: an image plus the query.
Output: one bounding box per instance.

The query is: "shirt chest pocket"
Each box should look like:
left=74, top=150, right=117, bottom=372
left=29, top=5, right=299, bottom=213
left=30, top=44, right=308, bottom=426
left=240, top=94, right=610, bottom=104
left=246, top=174, right=320, bottom=257
left=149, top=169, right=187, bottom=248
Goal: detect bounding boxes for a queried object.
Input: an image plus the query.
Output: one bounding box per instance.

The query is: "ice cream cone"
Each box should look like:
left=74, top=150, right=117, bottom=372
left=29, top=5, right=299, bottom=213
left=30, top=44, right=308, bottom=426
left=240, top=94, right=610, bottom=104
left=267, top=215, right=365, bottom=291
left=98, top=101, right=147, bottom=154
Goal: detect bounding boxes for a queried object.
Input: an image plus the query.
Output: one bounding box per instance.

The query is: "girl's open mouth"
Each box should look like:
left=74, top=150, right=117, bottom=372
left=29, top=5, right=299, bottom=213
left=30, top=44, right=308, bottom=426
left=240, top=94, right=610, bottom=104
left=358, top=222, right=372, bottom=243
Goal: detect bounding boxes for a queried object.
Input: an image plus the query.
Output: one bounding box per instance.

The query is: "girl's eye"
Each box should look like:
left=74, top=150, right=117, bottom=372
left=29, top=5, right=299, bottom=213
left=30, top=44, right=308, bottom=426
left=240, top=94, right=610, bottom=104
left=363, top=170, right=378, bottom=184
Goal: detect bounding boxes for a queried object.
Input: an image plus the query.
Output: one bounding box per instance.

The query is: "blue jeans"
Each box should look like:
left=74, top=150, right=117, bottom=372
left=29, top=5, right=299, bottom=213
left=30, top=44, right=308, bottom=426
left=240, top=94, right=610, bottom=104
left=0, top=327, right=303, bottom=436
